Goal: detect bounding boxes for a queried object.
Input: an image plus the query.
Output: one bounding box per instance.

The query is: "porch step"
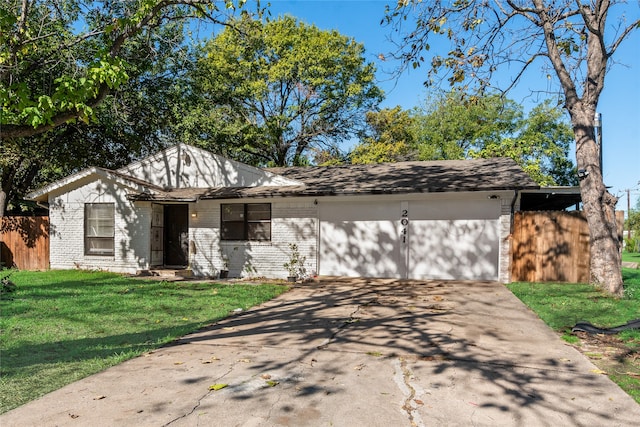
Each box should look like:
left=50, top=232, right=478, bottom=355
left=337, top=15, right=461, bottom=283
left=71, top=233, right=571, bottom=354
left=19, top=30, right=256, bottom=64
left=137, top=268, right=193, bottom=279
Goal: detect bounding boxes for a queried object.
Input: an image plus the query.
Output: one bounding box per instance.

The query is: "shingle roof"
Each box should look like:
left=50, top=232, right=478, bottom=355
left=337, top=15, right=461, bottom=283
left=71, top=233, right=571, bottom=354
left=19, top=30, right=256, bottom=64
left=266, top=157, right=538, bottom=195
left=128, top=157, right=538, bottom=201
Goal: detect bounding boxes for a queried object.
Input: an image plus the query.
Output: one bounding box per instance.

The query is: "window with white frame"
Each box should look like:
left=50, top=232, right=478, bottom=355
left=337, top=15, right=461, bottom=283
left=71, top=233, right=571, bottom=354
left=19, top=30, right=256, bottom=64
left=221, top=203, right=271, bottom=241
left=85, top=203, right=115, bottom=255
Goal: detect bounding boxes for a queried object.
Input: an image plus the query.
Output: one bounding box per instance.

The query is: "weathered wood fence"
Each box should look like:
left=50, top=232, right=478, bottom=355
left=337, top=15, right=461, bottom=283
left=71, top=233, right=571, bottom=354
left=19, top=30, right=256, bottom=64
left=511, top=211, right=623, bottom=283
left=0, top=216, right=50, bottom=270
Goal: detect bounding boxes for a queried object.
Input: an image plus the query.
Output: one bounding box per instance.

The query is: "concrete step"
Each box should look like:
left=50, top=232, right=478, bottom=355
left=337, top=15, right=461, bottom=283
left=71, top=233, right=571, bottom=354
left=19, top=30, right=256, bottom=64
left=136, top=268, right=193, bottom=279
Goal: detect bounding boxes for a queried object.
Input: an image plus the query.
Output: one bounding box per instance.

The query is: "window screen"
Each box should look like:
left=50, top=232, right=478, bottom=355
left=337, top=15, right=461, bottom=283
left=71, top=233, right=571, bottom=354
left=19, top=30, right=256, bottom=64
left=85, top=203, right=115, bottom=255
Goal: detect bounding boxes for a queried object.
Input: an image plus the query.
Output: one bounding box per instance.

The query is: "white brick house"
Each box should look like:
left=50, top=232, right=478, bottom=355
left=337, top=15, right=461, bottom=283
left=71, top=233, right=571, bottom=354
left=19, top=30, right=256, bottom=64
left=28, top=144, right=539, bottom=282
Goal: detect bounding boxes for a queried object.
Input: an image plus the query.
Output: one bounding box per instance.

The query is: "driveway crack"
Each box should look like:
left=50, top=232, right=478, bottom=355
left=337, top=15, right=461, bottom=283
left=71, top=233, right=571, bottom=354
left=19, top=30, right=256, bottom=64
left=394, top=357, right=425, bottom=427
left=316, top=304, right=363, bottom=350
left=162, top=363, right=236, bottom=426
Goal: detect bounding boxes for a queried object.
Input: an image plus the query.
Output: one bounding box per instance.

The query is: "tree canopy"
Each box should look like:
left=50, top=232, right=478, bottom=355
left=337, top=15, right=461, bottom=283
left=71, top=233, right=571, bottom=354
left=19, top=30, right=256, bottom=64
left=176, top=14, right=383, bottom=166
left=0, top=0, right=242, bottom=140
left=350, top=106, right=416, bottom=165
left=351, top=92, right=576, bottom=187
left=385, top=0, right=639, bottom=296
left=0, top=0, right=247, bottom=215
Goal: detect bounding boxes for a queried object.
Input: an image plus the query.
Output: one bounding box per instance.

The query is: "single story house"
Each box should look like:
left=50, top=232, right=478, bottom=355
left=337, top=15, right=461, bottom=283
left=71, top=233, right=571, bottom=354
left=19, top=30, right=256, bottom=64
left=28, top=143, right=540, bottom=282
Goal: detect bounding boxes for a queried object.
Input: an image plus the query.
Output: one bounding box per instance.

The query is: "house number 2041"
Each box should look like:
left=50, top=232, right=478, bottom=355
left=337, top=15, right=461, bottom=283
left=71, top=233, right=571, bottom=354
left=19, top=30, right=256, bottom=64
left=401, top=209, right=409, bottom=243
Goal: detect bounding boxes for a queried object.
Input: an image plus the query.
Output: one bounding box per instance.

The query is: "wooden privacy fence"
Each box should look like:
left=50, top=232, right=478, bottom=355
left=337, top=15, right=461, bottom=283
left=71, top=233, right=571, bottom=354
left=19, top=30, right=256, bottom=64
left=511, top=211, right=624, bottom=283
left=511, top=211, right=590, bottom=283
left=1, top=216, right=50, bottom=270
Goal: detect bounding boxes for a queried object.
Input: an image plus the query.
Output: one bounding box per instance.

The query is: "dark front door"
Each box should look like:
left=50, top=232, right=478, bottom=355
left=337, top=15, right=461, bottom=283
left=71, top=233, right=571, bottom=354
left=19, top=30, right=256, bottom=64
left=164, top=204, right=189, bottom=267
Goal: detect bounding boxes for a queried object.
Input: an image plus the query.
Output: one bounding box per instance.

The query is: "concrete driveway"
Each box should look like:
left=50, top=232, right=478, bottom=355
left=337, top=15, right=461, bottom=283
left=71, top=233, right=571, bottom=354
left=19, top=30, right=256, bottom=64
left=2, top=278, right=639, bottom=426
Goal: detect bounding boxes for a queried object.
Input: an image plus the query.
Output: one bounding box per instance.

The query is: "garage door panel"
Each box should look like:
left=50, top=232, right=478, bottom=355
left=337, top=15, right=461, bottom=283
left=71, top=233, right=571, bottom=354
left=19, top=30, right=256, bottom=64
left=319, top=199, right=501, bottom=280
left=410, top=219, right=499, bottom=280
left=320, top=220, right=401, bottom=277
left=409, top=199, right=500, bottom=220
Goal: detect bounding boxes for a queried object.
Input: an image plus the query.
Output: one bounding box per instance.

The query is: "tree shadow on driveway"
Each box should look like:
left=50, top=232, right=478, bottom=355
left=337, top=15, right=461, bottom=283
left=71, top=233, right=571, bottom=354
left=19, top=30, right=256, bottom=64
left=167, top=278, right=639, bottom=426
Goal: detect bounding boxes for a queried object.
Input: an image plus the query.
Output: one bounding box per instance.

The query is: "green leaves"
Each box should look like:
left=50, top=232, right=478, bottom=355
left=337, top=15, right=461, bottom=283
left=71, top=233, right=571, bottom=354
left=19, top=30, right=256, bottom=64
left=0, top=0, right=244, bottom=139
left=351, top=106, right=416, bottom=164
left=354, top=91, right=576, bottom=186
left=209, top=383, right=229, bottom=391
left=1, top=58, right=129, bottom=128
left=183, top=15, right=382, bottom=166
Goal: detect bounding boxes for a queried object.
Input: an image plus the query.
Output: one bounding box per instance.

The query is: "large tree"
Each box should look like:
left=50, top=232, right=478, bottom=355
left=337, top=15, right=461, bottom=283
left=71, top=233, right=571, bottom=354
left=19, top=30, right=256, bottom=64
left=0, top=0, right=243, bottom=139
left=0, top=0, right=246, bottom=215
left=179, top=14, right=383, bottom=166
left=385, top=1, right=638, bottom=296
left=414, top=91, right=576, bottom=186
left=1, top=53, right=181, bottom=214
left=351, top=106, right=417, bottom=164
left=412, top=91, right=520, bottom=161
left=351, top=92, right=576, bottom=186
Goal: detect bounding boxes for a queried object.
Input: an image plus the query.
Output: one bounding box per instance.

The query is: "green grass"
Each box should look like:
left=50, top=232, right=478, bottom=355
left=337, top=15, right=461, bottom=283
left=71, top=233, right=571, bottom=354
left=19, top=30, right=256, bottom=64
left=507, top=267, right=640, bottom=403
left=622, top=251, right=640, bottom=263
left=0, top=270, right=288, bottom=413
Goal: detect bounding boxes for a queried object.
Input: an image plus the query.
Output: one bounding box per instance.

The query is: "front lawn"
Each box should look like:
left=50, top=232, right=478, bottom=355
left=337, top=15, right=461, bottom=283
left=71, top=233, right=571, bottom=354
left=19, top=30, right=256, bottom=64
left=622, top=251, right=640, bottom=263
left=0, top=270, right=288, bottom=413
left=508, top=267, right=640, bottom=404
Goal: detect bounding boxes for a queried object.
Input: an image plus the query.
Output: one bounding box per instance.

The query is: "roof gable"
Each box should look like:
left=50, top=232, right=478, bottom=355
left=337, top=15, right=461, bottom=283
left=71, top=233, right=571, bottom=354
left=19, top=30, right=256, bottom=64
left=28, top=144, right=539, bottom=203
left=27, top=167, right=164, bottom=202
left=117, top=143, right=300, bottom=189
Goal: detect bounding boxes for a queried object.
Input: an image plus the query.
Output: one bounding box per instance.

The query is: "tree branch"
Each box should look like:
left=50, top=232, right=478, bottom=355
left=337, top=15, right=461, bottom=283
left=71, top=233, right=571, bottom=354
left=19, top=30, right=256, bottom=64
left=531, top=0, right=580, bottom=109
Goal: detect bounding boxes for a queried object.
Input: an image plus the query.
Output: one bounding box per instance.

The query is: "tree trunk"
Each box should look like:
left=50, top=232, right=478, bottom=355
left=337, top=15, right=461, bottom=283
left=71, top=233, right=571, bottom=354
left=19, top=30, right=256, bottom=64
left=0, top=189, right=6, bottom=218
left=0, top=166, right=15, bottom=218
left=571, top=106, right=623, bottom=297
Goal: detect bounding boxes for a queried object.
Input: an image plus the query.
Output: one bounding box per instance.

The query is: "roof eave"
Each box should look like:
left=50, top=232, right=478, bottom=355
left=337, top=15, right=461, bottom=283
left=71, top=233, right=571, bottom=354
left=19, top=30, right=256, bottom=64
left=26, top=167, right=161, bottom=202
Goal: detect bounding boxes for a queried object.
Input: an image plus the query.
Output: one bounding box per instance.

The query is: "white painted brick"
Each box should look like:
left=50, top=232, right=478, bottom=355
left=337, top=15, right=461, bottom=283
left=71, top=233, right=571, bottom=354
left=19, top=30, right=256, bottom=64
left=188, top=199, right=318, bottom=278
left=48, top=179, right=150, bottom=274
left=48, top=180, right=515, bottom=282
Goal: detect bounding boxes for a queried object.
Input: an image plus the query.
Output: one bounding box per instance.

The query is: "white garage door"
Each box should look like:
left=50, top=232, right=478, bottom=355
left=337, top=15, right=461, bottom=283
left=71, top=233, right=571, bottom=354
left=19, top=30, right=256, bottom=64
left=319, top=198, right=500, bottom=280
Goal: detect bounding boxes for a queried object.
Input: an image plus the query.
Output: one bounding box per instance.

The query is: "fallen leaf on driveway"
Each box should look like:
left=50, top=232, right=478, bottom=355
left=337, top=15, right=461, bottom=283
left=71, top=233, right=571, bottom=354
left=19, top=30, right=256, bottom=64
left=590, top=368, right=607, bottom=375
left=174, top=361, right=184, bottom=365
left=237, top=358, right=251, bottom=363
left=93, top=395, right=106, bottom=400
left=261, top=374, right=272, bottom=379
left=209, top=383, right=228, bottom=391
left=265, top=380, right=279, bottom=387
left=353, top=364, right=365, bottom=371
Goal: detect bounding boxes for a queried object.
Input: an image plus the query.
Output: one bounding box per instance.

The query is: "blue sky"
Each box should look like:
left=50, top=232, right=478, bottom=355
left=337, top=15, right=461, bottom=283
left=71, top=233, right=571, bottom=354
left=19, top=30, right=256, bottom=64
left=226, top=1, right=640, bottom=211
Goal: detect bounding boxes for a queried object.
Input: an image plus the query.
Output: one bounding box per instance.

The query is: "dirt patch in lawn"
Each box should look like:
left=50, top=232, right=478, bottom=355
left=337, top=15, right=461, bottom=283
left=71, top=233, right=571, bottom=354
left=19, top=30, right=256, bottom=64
left=570, top=332, right=640, bottom=401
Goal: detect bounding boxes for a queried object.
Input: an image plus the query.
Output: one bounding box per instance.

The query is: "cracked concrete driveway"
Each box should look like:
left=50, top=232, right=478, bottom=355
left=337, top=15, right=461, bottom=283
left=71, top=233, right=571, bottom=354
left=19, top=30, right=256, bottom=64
left=2, top=278, right=639, bottom=426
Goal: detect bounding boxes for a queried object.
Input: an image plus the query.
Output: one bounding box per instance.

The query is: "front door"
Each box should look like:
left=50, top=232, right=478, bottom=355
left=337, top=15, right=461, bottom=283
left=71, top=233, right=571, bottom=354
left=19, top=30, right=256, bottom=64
left=164, top=204, right=189, bottom=267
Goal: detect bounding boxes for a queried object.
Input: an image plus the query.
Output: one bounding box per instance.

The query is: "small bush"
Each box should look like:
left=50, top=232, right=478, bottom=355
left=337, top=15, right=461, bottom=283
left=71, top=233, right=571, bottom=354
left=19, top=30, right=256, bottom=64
left=624, top=236, right=639, bottom=253
left=1, top=270, right=17, bottom=297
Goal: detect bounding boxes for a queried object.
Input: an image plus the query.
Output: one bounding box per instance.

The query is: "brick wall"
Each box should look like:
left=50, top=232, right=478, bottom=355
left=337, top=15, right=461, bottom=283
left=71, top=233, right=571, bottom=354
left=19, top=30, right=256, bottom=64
left=49, top=180, right=151, bottom=274
left=189, top=199, right=318, bottom=278
left=47, top=186, right=514, bottom=281
left=499, top=196, right=516, bottom=283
